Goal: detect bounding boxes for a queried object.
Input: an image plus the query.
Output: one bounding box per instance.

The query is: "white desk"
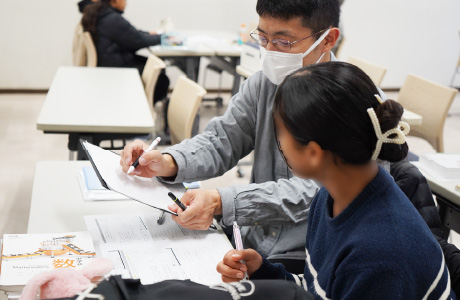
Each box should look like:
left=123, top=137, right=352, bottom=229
left=145, top=30, right=243, bottom=95
left=37, top=67, right=154, bottom=159
left=413, top=162, right=460, bottom=239
left=402, top=110, right=423, bottom=126
left=236, top=65, right=255, bottom=79
left=28, top=161, right=155, bottom=233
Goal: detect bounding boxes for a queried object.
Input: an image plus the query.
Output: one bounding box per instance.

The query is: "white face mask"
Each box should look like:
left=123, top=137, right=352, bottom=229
left=260, top=28, right=331, bottom=85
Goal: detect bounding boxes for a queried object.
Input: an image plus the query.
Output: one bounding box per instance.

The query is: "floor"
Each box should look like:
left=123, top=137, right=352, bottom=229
left=0, top=90, right=460, bottom=242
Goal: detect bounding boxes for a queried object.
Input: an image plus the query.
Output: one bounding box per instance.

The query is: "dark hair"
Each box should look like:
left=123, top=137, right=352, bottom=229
left=81, top=0, right=111, bottom=43
left=256, top=0, right=340, bottom=38
left=274, top=62, right=408, bottom=164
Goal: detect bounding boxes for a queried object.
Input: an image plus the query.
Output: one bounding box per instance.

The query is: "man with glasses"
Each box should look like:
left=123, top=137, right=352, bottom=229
left=120, top=0, right=340, bottom=273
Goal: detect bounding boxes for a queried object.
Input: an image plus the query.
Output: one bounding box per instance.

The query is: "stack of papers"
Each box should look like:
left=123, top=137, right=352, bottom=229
left=85, top=214, right=232, bottom=285
left=0, top=232, right=96, bottom=288
left=419, top=153, right=460, bottom=180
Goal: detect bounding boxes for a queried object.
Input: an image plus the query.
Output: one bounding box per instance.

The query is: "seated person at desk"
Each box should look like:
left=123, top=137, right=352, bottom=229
left=120, top=0, right=341, bottom=274
left=217, top=62, right=454, bottom=299
left=81, top=0, right=169, bottom=103
left=77, top=0, right=97, bottom=13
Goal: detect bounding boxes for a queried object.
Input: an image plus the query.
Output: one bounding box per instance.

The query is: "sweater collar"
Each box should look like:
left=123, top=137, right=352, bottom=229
left=325, top=166, right=392, bottom=226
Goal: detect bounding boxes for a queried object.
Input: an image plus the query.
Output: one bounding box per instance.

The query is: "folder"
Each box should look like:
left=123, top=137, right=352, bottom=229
left=80, top=140, right=183, bottom=215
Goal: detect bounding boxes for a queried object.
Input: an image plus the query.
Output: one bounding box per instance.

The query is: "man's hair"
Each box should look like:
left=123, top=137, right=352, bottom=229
left=256, top=0, right=340, bottom=37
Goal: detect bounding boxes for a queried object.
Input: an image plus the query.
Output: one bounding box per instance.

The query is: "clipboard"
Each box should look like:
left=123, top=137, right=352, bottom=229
left=80, top=139, right=181, bottom=215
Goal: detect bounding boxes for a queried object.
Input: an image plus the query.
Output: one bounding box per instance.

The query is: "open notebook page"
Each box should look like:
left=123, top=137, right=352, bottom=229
left=82, top=141, right=181, bottom=213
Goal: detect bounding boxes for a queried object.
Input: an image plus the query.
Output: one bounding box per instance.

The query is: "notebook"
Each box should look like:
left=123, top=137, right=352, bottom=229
left=77, top=166, right=131, bottom=201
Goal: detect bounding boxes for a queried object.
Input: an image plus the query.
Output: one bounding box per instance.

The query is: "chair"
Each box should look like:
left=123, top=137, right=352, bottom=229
left=397, top=74, right=457, bottom=153
left=141, top=55, right=166, bottom=112
left=72, top=23, right=86, bottom=66
left=82, top=32, right=97, bottom=67
left=167, top=75, right=207, bottom=145
left=347, top=56, right=387, bottom=86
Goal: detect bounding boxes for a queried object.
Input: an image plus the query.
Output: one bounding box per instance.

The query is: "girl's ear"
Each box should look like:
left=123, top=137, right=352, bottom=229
left=304, top=141, right=324, bottom=170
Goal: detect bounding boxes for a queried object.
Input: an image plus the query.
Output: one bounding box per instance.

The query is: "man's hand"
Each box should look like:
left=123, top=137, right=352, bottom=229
left=169, top=189, right=223, bottom=230
left=120, top=140, right=178, bottom=178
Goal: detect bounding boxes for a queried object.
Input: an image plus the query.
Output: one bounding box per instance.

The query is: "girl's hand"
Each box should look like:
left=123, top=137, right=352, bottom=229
left=216, top=249, right=263, bottom=282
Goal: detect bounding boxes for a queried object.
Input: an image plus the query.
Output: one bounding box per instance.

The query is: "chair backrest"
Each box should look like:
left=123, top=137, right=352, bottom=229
left=142, top=55, right=166, bottom=110
left=398, top=74, right=457, bottom=152
left=82, top=32, right=97, bottom=67
left=167, top=75, right=207, bottom=145
left=72, top=23, right=86, bottom=66
left=347, top=56, right=387, bottom=86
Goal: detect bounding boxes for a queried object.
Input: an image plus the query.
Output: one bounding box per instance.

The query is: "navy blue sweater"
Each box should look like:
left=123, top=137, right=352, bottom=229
left=252, top=167, right=454, bottom=299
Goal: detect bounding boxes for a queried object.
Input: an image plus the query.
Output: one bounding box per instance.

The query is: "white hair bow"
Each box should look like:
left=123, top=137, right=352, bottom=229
left=367, top=107, right=410, bottom=160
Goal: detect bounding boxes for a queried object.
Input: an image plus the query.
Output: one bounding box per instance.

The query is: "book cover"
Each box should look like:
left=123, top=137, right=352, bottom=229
left=0, top=231, right=96, bottom=286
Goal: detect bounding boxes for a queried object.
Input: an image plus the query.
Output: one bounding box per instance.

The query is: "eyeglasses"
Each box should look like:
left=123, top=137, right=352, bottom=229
left=250, top=28, right=328, bottom=51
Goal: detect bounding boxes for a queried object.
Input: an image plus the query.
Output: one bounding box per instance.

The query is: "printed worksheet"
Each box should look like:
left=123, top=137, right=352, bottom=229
left=84, top=214, right=233, bottom=285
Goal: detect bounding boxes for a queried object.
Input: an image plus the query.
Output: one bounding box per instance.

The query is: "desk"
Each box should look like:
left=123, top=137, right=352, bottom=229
left=402, top=110, right=423, bottom=126
left=28, top=161, right=155, bottom=232
left=36, top=67, right=154, bottom=160
left=236, top=65, right=255, bottom=79
left=413, top=162, right=460, bottom=239
left=17, top=161, right=232, bottom=294
left=145, top=31, right=242, bottom=95
left=149, top=45, right=214, bottom=82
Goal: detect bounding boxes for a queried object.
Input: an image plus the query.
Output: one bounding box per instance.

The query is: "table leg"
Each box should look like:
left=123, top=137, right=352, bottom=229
left=436, top=194, right=460, bottom=240
left=184, top=57, right=200, bottom=82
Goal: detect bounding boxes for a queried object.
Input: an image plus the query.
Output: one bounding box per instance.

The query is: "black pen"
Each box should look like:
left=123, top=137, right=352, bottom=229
left=168, top=192, right=187, bottom=210
left=127, top=137, right=161, bottom=175
left=167, top=192, right=217, bottom=230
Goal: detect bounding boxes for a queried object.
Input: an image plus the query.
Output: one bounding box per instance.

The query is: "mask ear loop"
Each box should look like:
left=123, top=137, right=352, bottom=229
left=367, top=107, right=410, bottom=160
left=301, top=28, right=331, bottom=59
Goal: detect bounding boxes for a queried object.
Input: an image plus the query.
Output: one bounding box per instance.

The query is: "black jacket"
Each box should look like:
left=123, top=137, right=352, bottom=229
left=390, top=160, right=460, bottom=296
left=390, top=160, right=443, bottom=236
left=94, top=6, right=161, bottom=69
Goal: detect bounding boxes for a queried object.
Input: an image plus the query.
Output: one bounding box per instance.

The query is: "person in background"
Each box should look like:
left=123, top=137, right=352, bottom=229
left=77, top=0, right=96, bottom=13
left=217, top=62, right=454, bottom=299
left=81, top=0, right=169, bottom=104
left=119, top=0, right=341, bottom=274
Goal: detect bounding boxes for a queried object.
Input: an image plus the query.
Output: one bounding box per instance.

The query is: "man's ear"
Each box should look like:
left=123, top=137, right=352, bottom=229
left=323, top=27, right=340, bottom=52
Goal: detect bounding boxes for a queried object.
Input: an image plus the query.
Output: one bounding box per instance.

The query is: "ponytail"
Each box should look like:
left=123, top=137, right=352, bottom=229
left=374, top=100, right=409, bottom=162
left=81, top=0, right=111, bottom=43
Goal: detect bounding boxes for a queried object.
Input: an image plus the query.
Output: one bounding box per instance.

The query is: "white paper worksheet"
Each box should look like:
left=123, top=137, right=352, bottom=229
left=84, top=214, right=233, bottom=285
left=82, top=141, right=182, bottom=212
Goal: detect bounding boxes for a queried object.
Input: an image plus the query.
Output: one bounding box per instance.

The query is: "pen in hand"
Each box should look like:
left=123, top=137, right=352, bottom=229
left=233, top=221, right=248, bottom=280
left=167, top=192, right=217, bottom=230
left=127, top=137, right=161, bottom=175
left=168, top=192, right=187, bottom=210
left=157, top=211, right=166, bottom=225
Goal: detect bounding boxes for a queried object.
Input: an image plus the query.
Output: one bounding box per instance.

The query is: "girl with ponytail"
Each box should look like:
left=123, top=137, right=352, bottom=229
left=217, top=62, right=454, bottom=299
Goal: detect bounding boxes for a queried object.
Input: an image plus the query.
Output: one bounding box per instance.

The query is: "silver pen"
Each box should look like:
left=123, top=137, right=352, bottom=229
left=157, top=211, right=166, bottom=225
